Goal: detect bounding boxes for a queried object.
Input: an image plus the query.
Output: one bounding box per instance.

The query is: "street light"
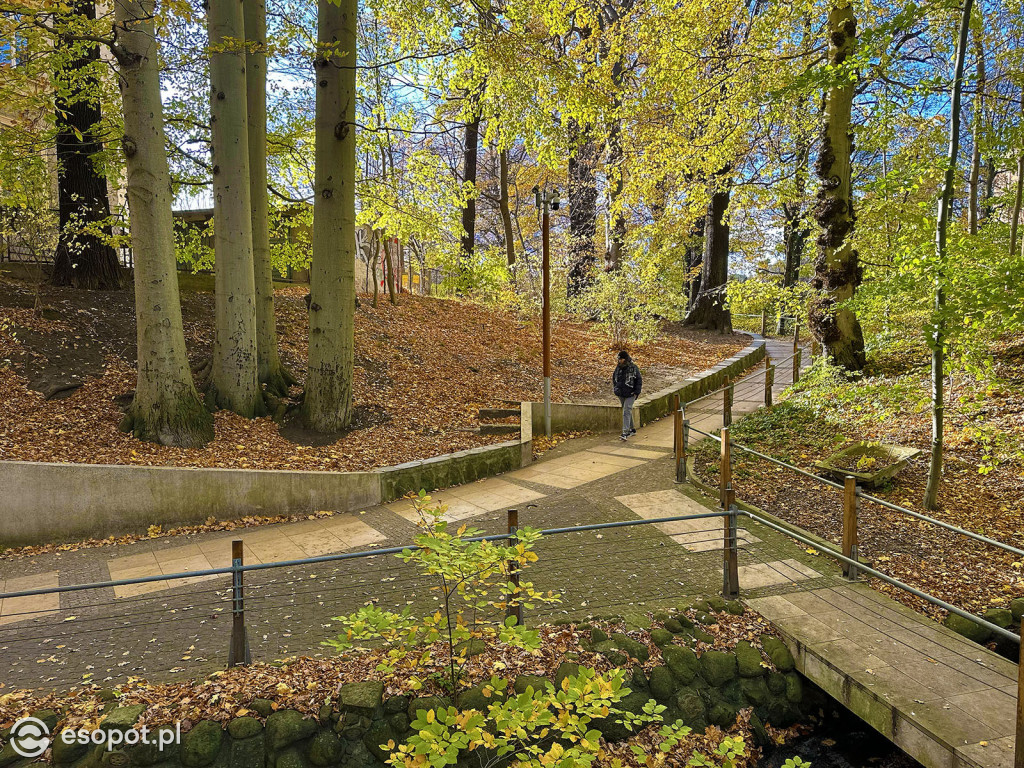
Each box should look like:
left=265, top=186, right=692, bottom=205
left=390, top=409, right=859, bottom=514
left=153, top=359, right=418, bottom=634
left=532, top=184, right=559, bottom=438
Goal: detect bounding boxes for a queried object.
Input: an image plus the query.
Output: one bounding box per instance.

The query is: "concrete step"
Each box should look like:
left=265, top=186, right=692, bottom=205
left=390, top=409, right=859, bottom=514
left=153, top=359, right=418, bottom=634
left=478, top=424, right=521, bottom=436
left=478, top=407, right=521, bottom=420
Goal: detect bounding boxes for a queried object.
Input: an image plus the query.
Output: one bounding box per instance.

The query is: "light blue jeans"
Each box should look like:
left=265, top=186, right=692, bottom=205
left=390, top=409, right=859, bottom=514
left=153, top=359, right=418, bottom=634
left=619, top=395, right=636, bottom=436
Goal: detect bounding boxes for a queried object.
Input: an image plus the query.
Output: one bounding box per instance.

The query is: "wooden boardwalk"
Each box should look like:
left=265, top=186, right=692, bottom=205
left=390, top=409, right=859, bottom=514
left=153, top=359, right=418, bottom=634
left=748, top=583, right=1019, bottom=768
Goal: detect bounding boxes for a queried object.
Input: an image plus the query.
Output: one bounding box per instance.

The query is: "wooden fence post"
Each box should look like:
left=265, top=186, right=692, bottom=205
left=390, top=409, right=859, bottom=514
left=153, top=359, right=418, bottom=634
left=842, top=477, right=859, bottom=580
left=793, top=322, right=800, bottom=354
left=1015, top=623, right=1024, bottom=768
left=793, top=349, right=802, bottom=384
left=720, top=427, right=731, bottom=509
left=765, top=366, right=775, bottom=407
left=760, top=309, right=767, bottom=337
left=672, top=394, right=680, bottom=452
left=228, top=540, right=250, bottom=666
left=723, top=485, right=739, bottom=597
left=680, top=418, right=689, bottom=483
left=507, top=509, right=523, bottom=626
left=723, top=382, right=733, bottom=428
left=674, top=408, right=685, bottom=483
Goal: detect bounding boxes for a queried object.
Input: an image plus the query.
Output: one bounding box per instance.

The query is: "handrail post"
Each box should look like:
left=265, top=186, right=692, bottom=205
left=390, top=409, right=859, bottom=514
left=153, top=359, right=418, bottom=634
left=723, top=382, right=733, bottom=428
left=842, top=476, right=859, bottom=580
left=720, top=427, right=731, bottom=509
left=765, top=351, right=771, bottom=372
left=793, top=322, right=800, bottom=354
left=723, top=488, right=739, bottom=598
left=1016, top=622, right=1024, bottom=768
left=680, top=418, right=690, bottom=483
left=793, top=349, right=802, bottom=384
left=671, top=394, right=680, bottom=453
left=507, top=509, right=523, bottom=627
left=760, top=309, right=767, bottom=337
left=228, top=540, right=250, bottom=666
left=674, top=408, right=685, bottom=483
left=765, top=365, right=775, bottom=408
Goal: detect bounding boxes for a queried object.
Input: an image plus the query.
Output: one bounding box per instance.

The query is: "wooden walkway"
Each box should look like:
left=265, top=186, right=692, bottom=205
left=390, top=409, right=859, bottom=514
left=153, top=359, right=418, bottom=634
left=748, top=583, right=1019, bottom=768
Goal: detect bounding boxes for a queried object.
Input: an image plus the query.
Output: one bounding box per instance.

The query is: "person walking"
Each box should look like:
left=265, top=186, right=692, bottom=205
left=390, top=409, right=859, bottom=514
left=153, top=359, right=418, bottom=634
left=613, top=350, right=643, bottom=441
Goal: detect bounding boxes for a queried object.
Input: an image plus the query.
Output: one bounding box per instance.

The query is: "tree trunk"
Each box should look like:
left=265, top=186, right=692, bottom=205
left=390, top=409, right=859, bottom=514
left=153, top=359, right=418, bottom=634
left=604, top=67, right=626, bottom=272
left=244, top=0, right=291, bottom=396
left=113, top=0, right=213, bottom=447
left=1010, top=154, right=1023, bottom=259
left=302, top=0, right=357, bottom=432
left=685, top=216, right=704, bottom=311
left=924, top=0, right=973, bottom=511
left=207, top=0, right=263, bottom=416
left=499, top=149, right=516, bottom=267
left=968, top=22, right=985, bottom=236
left=459, top=113, right=480, bottom=268
left=566, top=119, right=598, bottom=297
left=370, top=229, right=380, bottom=308
left=52, top=0, right=122, bottom=290
left=683, top=190, right=732, bottom=333
left=383, top=235, right=397, bottom=305
left=807, top=1, right=866, bottom=371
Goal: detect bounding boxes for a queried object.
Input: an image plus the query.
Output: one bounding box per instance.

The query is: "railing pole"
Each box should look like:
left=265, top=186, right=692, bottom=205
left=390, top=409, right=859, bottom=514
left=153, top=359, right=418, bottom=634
left=1016, top=622, right=1024, bottom=768
left=674, top=408, right=684, bottom=483
left=793, top=349, right=802, bottom=384
left=720, top=427, right=731, bottom=509
left=672, top=394, right=680, bottom=453
left=765, top=365, right=775, bottom=408
left=228, top=540, right=250, bottom=667
left=842, top=476, right=859, bottom=580
left=723, top=487, right=739, bottom=598
left=680, top=418, right=690, bottom=483
left=760, top=309, right=767, bottom=337
left=723, top=382, right=733, bottom=428
left=507, top=509, right=523, bottom=627
left=793, top=322, right=800, bottom=354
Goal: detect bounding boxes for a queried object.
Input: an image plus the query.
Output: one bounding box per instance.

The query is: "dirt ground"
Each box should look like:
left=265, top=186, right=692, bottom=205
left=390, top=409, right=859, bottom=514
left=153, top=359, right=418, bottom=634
left=0, top=272, right=747, bottom=471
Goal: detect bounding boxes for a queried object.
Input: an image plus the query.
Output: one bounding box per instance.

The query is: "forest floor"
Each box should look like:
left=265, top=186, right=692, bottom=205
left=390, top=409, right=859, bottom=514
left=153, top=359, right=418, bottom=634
left=0, top=271, right=745, bottom=471
left=691, top=336, right=1024, bottom=624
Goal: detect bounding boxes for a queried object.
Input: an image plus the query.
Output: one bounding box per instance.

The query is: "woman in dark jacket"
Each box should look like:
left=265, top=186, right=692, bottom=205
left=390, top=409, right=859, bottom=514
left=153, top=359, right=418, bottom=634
left=613, top=350, right=643, bottom=440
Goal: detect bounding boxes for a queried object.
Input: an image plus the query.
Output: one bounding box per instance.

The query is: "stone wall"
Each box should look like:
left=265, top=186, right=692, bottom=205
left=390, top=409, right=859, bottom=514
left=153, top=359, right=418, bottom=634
left=529, top=335, right=766, bottom=435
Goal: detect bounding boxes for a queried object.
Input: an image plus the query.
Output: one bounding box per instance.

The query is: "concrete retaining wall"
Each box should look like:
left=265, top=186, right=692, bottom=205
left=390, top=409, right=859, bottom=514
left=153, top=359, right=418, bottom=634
left=530, top=335, right=765, bottom=435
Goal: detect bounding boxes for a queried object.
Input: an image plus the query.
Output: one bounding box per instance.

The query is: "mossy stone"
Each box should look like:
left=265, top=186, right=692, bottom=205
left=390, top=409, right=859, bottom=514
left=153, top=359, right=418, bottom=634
left=97, top=689, right=119, bottom=702
left=30, top=710, right=59, bottom=733
left=651, top=628, right=674, bottom=646
left=663, top=644, right=699, bottom=684
left=407, top=696, right=449, bottom=722
left=761, top=636, right=795, bottom=672
left=692, top=628, right=715, bottom=644
left=266, top=710, right=317, bottom=751
left=1011, top=598, right=1024, bottom=621
left=784, top=672, right=803, bottom=704
left=611, top=633, right=650, bottom=662
left=648, top=666, right=677, bottom=703
left=181, top=720, right=223, bottom=767
left=674, top=686, right=707, bottom=732
left=454, top=638, right=487, bottom=657
left=228, top=731, right=264, bottom=768
left=943, top=613, right=992, bottom=644
left=275, top=746, right=310, bottom=768
left=459, top=682, right=503, bottom=712
left=735, top=641, right=766, bottom=678
left=699, top=650, right=738, bottom=686
left=513, top=675, right=549, bottom=695
left=339, top=682, right=385, bottom=718
left=767, top=672, right=787, bottom=695
left=363, top=720, right=398, bottom=762
left=251, top=699, right=275, bottom=718
left=388, top=713, right=409, bottom=734
left=706, top=596, right=727, bottom=613
left=671, top=613, right=695, bottom=629
left=100, top=705, right=147, bottom=731
left=724, top=600, right=744, bottom=616
left=983, top=608, right=1013, bottom=629
left=664, top=619, right=685, bottom=634
left=590, top=628, right=609, bottom=644
left=384, top=695, right=410, bottom=715
left=749, top=712, right=772, bottom=747
left=629, top=666, right=649, bottom=693
left=740, top=676, right=771, bottom=707
left=708, top=701, right=739, bottom=729
left=52, top=730, right=90, bottom=764
left=592, top=690, right=652, bottom=742
left=652, top=612, right=671, bottom=623
left=227, top=716, right=263, bottom=740
left=555, top=661, right=581, bottom=689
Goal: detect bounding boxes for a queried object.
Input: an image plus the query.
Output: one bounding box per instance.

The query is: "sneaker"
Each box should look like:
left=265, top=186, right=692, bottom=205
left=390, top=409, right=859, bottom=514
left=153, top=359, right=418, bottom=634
left=619, top=434, right=629, bottom=441
left=629, top=428, right=637, bottom=435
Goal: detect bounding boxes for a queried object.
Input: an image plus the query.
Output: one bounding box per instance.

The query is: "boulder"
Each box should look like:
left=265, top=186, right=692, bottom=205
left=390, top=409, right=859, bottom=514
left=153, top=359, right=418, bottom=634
left=699, top=650, right=738, bottom=687
left=229, top=731, right=265, bottom=767
left=554, top=661, right=580, bottom=689
left=648, top=666, right=677, bottom=703
left=674, top=686, right=707, bottom=732
left=740, top=676, right=771, bottom=707
left=784, top=672, right=804, bottom=704
left=52, top=731, right=90, bottom=764
left=590, top=628, right=609, bottom=644
left=459, top=682, right=504, bottom=712
left=650, top=629, right=674, bottom=647
left=767, top=672, right=787, bottom=695
left=513, top=675, right=549, bottom=695
left=943, top=613, right=992, bottom=644
left=181, top=720, right=223, bottom=767
left=735, top=641, right=766, bottom=678
left=266, top=710, right=317, bottom=751
left=275, top=746, right=310, bottom=768
left=1010, top=598, right=1024, bottom=621
left=339, top=682, right=385, bottom=718
left=761, top=636, right=795, bottom=672
left=983, top=608, right=1013, bottom=629
left=100, top=705, right=147, bottom=732
left=454, top=638, right=487, bottom=658
left=251, top=699, right=275, bottom=718
left=407, top=696, right=449, bottom=722
left=662, top=645, right=699, bottom=685
left=363, top=719, right=398, bottom=762
left=724, top=600, right=744, bottom=616
left=611, top=633, right=650, bottom=663
left=384, top=695, right=409, bottom=715
left=664, top=619, right=686, bottom=634
left=227, top=717, right=263, bottom=740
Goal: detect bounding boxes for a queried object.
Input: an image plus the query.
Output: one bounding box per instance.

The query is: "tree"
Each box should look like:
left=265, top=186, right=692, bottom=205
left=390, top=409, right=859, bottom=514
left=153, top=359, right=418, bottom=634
left=113, top=0, right=213, bottom=447
left=924, top=0, right=974, bottom=510
left=807, top=0, right=865, bottom=371
left=302, top=0, right=357, bottom=432
left=51, top=0, right=122, bottom=290
left=206, top=0, right=264, bottom=417
left=684, top=187, right=732, bottom=332
left=498, top=149, right=516, bottom=266
left=459, top=109, right=481, bottom=268
left=566, top=118, right=599, bottom=298
left=244, top=0, right=293, bottom=396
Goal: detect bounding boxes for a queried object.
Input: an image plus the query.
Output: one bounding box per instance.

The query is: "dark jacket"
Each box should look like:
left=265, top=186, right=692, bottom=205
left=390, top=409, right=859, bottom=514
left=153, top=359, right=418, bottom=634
left=613, top=360, right=643, bottom=398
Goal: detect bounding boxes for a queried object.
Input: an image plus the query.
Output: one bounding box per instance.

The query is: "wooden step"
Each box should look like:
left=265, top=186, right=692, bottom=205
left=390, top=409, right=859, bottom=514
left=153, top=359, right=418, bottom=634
left=478, top=424, right=521, bottom=436
left=478, top=407, right=521, bottom=420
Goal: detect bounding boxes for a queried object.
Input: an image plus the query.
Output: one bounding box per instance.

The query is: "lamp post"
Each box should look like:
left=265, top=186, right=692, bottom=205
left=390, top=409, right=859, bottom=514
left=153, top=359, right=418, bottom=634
left=533, top=184, right=559, bottom=438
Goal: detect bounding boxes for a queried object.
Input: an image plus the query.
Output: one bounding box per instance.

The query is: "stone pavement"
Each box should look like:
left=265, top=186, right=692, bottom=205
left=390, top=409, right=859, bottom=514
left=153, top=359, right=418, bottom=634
left=0, top=339, right=823, bottom=693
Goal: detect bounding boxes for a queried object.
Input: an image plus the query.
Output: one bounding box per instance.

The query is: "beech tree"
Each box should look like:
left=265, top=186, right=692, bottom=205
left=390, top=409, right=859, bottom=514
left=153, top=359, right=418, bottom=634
left=807, top=0, right=866, bottom=371
left=114, top=0, right=213, bottom=447
left=302, top=0, right=357, bottom=432
left=206, top=0, right=264, bottom=417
